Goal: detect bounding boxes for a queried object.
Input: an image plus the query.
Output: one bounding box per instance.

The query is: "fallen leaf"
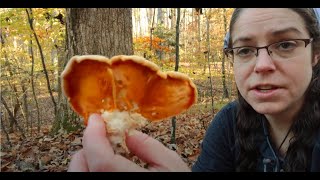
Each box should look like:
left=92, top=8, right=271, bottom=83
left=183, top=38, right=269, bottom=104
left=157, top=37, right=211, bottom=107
left=40, top=155, right=52, bottom=165
left=44, top=137, right=55, bottom=142
left=1, top=162, right=11, bottom=171
left=71, top=137, right=82, bottom=146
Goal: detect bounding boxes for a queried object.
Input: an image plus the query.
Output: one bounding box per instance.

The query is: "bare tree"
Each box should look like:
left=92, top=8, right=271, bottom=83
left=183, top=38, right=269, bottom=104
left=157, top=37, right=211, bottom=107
left=29, top=38, right=41, bottom=134
left=26, top=8, right=57, bottom=115
left=170, top=8, right=181, bottom=146
left=21, top=80, right=30, bottom=133
left=205, top=9, right=214, bottom=114
left=221, top=8, right=229, bottom=98
left=1, top=95, right=26, bottom=138
left=150, top=8, right=156, bottom=54
left=1, top=111, right=12, bottom=148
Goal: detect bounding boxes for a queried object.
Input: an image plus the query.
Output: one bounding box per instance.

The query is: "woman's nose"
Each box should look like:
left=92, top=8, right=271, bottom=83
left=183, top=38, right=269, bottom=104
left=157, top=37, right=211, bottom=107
left=254, top=48, right=276, bottom=73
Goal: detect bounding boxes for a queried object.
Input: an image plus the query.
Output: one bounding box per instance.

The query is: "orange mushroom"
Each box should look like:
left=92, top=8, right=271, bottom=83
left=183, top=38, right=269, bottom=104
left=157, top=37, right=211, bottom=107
left=61, top=55, right=197, bottom=153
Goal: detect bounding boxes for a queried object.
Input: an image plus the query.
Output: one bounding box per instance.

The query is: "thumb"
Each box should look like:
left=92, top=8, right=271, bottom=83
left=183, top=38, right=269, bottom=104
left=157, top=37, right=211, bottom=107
left=125, top=130, right=190, bottom=171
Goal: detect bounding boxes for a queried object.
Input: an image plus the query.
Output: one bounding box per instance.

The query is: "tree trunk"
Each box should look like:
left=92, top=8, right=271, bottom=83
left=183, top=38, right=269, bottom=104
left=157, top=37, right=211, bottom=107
left=157, top=8, right=164, bottom=61
left=170, top=8, right=180, bottom=145
left=132, top=9, right=136, bottom=38
left=140, top=9, right=148, bottom=36
left=174, top=8, right=180, bottom=72
left=222, top=9, right=229, bottom=98
left=170, top=8, right=176, bottom=31
left=5, top=71, right=21, bottom=133
left=1, top=95, right=26, bottom=138
left=150, top=8, right=156, bottom=53
left=196, top=10, right=205, bottom=74
left=21, top=81, right=30, bottom=134
left=0, top=113, right=12, bottom=148
left=205, top=9, right=214, bottom=115
left=191, top=8, right=194, bottom=61
left=66, top=8, right=133, bottom=57
left=52, top=8, right=133, bottom=134
left=183, top=9, right=188, bottom=72
left=29, top=38, right=41, bottom=134
left=147, top=8, right=153, bottom=28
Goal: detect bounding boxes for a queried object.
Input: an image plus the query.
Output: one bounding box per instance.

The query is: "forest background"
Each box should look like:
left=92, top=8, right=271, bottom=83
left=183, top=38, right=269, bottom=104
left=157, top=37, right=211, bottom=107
left=0, top=8, right=235, bottom=172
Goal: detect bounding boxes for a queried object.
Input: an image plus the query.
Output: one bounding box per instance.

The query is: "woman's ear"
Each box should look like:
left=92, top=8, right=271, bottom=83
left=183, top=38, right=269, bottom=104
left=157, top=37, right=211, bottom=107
left=312, top=52, right=320, bottom=66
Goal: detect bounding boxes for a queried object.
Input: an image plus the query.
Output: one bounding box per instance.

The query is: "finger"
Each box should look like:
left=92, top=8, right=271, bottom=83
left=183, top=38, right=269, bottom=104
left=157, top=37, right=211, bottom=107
left=125, top=130, right=190, bottom=171
left=68, top=149, right=89, bottom=172
left=82, top=114, right=148, bottom=172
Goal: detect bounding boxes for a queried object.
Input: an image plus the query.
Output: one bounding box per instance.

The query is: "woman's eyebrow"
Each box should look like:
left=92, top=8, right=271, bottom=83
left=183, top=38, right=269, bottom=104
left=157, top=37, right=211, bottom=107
left=232, top=37, right=253, bottom=47
left=270, top=27, right=303, bottom=36
left=232, top=27, right=304, bottom=46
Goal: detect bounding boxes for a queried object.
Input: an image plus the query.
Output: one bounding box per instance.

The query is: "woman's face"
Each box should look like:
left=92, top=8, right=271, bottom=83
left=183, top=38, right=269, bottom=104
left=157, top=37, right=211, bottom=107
left=232, top=8, right=318, bottom=117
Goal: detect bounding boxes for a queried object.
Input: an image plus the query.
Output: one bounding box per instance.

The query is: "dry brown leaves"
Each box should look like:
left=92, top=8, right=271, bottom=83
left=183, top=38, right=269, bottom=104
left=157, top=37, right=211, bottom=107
left=1, top=126, right=84, bottom=172
left=1, top=112, right=213, bottom=172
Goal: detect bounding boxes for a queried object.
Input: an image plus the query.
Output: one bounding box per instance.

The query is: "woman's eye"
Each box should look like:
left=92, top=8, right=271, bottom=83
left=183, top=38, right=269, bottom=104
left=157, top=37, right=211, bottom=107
left=276, top=41, right=297, bottom=50
left=236, top=47, right=255, bottom=56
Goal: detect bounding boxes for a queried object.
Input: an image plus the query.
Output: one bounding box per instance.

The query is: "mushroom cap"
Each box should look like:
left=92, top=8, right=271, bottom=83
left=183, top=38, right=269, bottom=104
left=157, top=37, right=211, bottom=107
left=61, top=55, right=198, bottom=125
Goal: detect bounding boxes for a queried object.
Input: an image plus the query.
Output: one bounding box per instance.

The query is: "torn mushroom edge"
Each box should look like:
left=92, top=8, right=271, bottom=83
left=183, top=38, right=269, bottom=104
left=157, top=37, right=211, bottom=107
left=61, top=54, right=198, bottom=122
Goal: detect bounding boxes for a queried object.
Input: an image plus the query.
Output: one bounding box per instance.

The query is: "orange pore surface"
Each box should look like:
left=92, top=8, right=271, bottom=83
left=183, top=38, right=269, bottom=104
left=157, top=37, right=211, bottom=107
left=61, top=55, right=197, bottom=125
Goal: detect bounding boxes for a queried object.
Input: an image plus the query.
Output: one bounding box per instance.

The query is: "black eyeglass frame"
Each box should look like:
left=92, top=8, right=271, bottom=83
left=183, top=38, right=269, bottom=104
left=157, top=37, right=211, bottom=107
left=223, top=38, right=313, bottom=58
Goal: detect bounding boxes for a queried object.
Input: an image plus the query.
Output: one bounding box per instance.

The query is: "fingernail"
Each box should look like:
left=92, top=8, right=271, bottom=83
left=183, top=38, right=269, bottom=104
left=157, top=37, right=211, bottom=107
left=88, top=113, right=100, bottom=125
left=127, top=129, right=139, bottom=137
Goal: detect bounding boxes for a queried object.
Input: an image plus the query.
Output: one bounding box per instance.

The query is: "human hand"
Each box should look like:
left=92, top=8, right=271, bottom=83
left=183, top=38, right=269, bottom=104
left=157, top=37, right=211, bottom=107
left=68, top=114, right=191, bottom=172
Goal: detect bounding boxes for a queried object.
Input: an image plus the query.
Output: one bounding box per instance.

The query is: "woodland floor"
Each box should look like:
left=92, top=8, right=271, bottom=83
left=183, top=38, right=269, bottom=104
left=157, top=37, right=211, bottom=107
left=1, top=108, right=213, bottom=172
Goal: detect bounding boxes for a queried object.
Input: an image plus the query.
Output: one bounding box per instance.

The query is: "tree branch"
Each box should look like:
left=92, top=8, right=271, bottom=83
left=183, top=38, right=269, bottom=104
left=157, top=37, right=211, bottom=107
left=26, top=8, right=57, bottom=115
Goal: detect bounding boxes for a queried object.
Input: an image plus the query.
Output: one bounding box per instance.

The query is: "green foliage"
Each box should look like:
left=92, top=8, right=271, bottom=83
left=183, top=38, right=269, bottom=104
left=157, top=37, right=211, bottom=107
left=153, top=23, right=176, bottom=47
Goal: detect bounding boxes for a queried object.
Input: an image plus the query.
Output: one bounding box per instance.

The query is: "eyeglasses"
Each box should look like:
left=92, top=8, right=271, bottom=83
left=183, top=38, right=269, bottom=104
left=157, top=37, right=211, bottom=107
left=224, top=38, right=313, bottom=63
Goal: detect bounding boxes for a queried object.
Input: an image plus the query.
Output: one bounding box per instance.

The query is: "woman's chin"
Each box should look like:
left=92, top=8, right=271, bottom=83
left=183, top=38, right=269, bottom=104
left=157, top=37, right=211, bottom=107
left=250, top=102, right=284, bottom=115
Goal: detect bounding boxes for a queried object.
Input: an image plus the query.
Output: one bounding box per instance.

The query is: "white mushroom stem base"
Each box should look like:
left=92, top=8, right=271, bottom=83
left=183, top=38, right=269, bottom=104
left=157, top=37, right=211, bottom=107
left=101, top=110, right=148, bottom=155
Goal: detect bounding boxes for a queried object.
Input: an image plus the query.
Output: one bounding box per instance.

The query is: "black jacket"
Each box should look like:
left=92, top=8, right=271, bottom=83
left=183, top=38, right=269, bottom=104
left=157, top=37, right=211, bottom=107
left=191, top=101, right=320, bottom=172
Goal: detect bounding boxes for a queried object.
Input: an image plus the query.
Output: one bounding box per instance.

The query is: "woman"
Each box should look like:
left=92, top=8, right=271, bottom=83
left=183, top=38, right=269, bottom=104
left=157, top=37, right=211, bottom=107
left=68, top=8, right=320, bottom=172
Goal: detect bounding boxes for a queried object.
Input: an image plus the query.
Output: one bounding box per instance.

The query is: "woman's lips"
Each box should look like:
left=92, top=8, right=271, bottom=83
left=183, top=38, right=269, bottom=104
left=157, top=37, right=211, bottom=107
left=250, top=85, right=281, bottom=99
